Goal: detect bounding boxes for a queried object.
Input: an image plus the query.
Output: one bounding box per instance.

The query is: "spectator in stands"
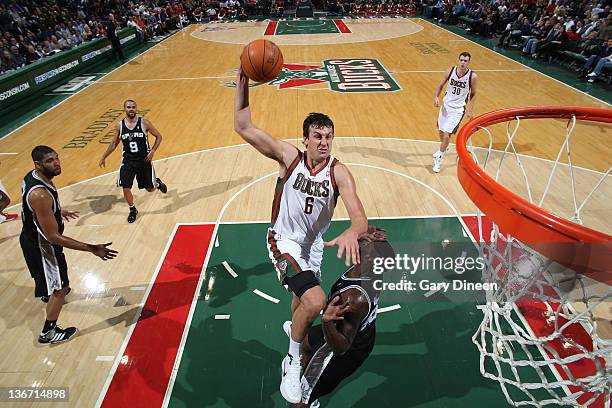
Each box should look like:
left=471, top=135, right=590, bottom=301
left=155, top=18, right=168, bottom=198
left=127, top=16, right=145, bottom=43
left=538, top=24, right=569, bottom=60
left=586, top=48, right=612, bottom=82
left=9, top=45, right=25, bottom=67
left=25, top=44, right=40, bottom=64
left=597, top=15, right=612, bottom=41
left=238, top=7, right=248, bottom=20
left=581, top=37, right=612, bottom=77
left=479, top=8, right=500, bottom=38
left=1, top=48, right=18, bottom=73
left=207, top=6, right=218, bottom=20
left=522, top=18, right=550, bottom=56
left=58, top=33, right=73, bottom=50
left=432, top=0, right=445, bottom=21
left=193, top=6, right=203, bottom=21
left=450, top=1, right=466, bottom=26
left=498, top=14, right=529, bottom=47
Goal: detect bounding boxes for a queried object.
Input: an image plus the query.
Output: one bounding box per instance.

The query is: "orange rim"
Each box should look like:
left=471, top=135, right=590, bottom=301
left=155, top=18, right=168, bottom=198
left=456, top=106, right=612, bottom=275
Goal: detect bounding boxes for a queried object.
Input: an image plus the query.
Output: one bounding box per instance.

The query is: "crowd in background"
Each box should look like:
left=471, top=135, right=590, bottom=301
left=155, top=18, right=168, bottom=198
left=2, top=0, right=611, bottom=82
left=422, top=0, right=611, bottom=81
left=0, top=0, right=193, bottom=74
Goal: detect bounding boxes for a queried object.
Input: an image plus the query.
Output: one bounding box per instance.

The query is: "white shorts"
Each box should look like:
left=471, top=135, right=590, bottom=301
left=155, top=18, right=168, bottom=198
left=266, top=228, right=323, bottom=284
left=438, top=104, right=465, bottom=134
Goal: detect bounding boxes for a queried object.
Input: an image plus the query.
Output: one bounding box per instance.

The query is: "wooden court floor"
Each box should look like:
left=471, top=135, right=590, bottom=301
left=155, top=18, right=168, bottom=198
left=0, top=18, right=609, bottom=407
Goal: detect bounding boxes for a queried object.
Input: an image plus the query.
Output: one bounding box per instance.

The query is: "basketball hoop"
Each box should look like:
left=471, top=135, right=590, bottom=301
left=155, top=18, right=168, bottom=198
left=456, top=106, right=612, bottom=407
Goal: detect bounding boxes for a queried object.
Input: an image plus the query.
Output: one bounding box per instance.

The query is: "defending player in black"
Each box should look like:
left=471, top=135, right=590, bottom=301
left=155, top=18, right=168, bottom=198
left=286, top=226, right=394, bottom=407
left=20, top=146, right=118, bottom=345
left=99, top=99, right=168, bottom=223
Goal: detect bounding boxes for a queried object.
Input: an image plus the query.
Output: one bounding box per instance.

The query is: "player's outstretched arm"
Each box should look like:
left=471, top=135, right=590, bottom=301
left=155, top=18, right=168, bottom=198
left=29, top=189, right=118, bottom=260
left=99, top=123, right=121, bottom=168
left=144, top=119, right=162, bottom=161
left=233, top=69, right=297, bottom=167
left=467, top=72, right=478, bottom=121
left=322, top=293, right=368, bottom=355
left=324, top=164, right=367, bottom=266
left=434, top=67, right=452, bottom=107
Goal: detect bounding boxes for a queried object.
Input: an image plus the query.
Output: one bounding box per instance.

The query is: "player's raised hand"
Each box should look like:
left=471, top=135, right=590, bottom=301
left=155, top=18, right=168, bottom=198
left=91, top=242, right=118, bottom=260
left=324, top=227, right=360, bottom=266
left=237, top=66, right=248, bottom=82
left=322, top=296, right=352, bottom=323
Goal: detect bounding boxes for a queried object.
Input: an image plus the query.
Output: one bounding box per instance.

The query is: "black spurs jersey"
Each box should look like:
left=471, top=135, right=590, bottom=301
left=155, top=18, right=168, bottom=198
left=120, top=117, right=150, bottom=161
left=21, top=170, right=64, bottom=243
left=328, top=267, right=379, bottom=347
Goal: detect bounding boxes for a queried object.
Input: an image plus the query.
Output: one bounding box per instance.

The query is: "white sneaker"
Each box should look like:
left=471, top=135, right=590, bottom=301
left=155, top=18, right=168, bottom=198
left=283, top=321, right=292, bottom=338
left=587, top=72, right=597, bottom=77
left=311, top=399, right=320, bottom=408
left=280, top=354, right=302, bottom=403
left=433, top=151, right=443, bottom=173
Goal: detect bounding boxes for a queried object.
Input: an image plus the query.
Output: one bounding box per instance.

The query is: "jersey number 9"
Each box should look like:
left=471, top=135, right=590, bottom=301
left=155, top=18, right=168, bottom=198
left=129, top=141, right=139, bottom=153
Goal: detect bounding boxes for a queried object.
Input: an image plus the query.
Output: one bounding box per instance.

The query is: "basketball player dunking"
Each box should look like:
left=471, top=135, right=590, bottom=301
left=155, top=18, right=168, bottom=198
left=433, top=52, right=478, bottom=173
left=99, top=100, right=168, bottom=223
left=286, top=226, right=393, bottom=408
left=234, top=69, right=368, bottom=404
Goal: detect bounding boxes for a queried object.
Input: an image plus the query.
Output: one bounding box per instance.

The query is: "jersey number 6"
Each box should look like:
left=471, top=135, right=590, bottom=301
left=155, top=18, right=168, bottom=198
left=304, top=197, right=314, bottom=214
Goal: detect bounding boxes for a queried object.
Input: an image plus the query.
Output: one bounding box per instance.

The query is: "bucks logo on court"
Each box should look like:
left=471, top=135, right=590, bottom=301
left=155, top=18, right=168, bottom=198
left=223, top=59, right=400, bottom=93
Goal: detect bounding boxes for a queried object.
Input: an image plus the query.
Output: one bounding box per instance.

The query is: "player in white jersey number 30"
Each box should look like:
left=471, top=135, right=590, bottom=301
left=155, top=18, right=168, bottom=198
left=234, top=67, right=368, bottom=404
left=433, top=52, right=479, bottom=173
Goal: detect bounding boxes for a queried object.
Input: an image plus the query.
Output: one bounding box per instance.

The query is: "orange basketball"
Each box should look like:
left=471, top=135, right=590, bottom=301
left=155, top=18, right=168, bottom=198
left=240, top=39, right=284, bottom=83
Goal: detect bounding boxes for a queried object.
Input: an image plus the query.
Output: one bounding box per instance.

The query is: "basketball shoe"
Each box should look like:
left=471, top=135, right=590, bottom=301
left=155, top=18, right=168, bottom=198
left=433, top=150, right=444, bottom=173
left=127, top=207, right=138, bottom=223
left=156, top=178, right=167, bottom=194
left=38, top=326, right=78, bottom=345
left=280, top=353, right=302, bottom=403
left=0, top=212, right=18, bottom=223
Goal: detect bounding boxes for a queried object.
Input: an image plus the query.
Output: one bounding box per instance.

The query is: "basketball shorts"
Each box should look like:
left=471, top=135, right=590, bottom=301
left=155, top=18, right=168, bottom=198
left=0, top=179, right=9, bottom=201
left=117, top=159, right=156, bottom=189
left=19, top=232, right=69, bottom=298
left=266, top=228, right=322, bottom=292
left=438, top=104, right=465, bottom=134
left=301, top=323, right=376, bottom=404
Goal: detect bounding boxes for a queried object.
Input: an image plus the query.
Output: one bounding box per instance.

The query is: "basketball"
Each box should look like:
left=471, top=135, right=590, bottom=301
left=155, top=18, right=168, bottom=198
left=240, top=39, right=284, bottom=83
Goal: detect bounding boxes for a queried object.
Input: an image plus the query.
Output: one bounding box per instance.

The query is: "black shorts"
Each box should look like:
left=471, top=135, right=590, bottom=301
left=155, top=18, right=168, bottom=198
left=19, top=233, right=69, bottom=297
left=118, top=159, right=156, bottom=189
left=304, top=323, right=376, bottom=403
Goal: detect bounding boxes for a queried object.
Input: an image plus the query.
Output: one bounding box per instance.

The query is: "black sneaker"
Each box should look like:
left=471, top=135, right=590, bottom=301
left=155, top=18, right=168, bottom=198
left=41, top=295, right=49, bottom=303
left=38, top=326, right=78, bottom=345
left=156, top=178, right=167, bottom=194
left=127, top=207, right=138, bottom=223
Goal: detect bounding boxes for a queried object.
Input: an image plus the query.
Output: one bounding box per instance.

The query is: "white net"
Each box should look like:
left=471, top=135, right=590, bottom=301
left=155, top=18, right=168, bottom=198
left=465, top=113, right=612, bottom=407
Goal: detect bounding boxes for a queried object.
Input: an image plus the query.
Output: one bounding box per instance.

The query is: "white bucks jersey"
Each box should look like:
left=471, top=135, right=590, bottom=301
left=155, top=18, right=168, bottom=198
left=270, top=150, right=339, bottom=244
left=443, top=67, right=472, bottom=109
